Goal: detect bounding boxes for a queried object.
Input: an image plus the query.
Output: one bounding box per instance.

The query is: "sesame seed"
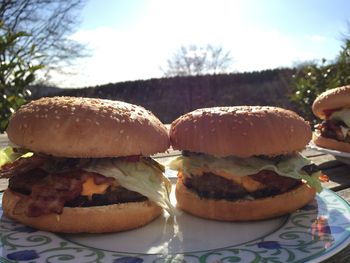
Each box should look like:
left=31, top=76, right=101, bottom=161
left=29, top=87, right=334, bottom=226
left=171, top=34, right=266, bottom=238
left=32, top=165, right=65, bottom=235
left=95, top=121, right=100, bottom=125
left=55, top=116, right=60, bottom=119
left=76, top=118, right=80, bottom=122
left=120, top=130, right=124, bottom=134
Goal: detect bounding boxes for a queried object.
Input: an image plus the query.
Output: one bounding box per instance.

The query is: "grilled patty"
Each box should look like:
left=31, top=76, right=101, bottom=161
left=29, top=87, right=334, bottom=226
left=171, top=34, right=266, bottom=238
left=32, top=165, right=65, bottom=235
left=183, top=171, right=301, bottom=200
left=319, top=120, right=350, bottom=142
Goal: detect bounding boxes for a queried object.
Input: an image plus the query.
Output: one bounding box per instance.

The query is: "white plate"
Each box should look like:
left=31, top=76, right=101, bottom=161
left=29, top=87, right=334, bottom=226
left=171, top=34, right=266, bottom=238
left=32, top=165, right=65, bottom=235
left=308, top=142, right=350, bottom=158
left=0, top=187, right=349, bottom=262
left=308, top=143, right=350, bottom=164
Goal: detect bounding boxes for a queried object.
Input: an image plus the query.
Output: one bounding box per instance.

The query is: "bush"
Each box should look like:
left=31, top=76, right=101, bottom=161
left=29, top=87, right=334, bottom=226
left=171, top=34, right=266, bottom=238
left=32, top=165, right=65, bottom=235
left=0, top=21, right=43, bottom=133
left=291, top=39, right=350, bottom=124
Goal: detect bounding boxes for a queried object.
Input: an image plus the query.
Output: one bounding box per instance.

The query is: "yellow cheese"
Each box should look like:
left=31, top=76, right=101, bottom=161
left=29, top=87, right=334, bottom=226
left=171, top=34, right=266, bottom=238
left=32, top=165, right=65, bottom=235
left=188, top=168, right=265, bottom=193
left=81, top=176, right=111, bottom=198
left=241, top=176, right=265, bottom=192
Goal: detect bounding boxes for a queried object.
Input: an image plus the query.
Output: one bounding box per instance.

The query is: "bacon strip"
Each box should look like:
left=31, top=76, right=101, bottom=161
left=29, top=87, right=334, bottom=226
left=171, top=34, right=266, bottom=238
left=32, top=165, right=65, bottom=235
left=12, top=171, right=117, bottom=217
left=25, top=174, right=83, bottom=217
left=0, top=155, right=47, bottom=178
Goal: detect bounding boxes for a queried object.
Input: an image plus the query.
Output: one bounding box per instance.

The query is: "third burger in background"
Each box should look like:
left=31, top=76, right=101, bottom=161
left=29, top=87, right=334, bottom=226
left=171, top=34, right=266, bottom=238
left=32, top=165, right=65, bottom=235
left=312, top=85, right=350, bottom=152
left=169, top=106, right=323, bottom=221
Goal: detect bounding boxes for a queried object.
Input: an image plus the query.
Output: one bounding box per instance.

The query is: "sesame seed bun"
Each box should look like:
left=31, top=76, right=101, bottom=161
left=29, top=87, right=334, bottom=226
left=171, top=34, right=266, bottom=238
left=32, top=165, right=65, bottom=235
left=313, top=131, right=350, bottom=153
left=3, top=97, right=170, bottom=233
left=170, top=106, right=312, bottom=157
left=6, top=97, right=170, bottom=157
left=312, top=85, right=350, bottom=119
left=170, top=106, right=315, bottom=221
left=175, top=178, right=316, bottom=221
left=3, top=189, right=162, bottom=233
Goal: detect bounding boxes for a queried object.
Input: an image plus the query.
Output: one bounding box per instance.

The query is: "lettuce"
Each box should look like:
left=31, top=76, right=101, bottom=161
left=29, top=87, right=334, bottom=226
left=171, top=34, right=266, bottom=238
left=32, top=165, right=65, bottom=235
left=330, top=108, right=350, bottom=127
left=85, top=157, right=175, bottom=215
left=1, top=146, right=174, bottom=215
left=169, top=153, right=322, bottom=193
left=0, top=146, right=33, bottom=168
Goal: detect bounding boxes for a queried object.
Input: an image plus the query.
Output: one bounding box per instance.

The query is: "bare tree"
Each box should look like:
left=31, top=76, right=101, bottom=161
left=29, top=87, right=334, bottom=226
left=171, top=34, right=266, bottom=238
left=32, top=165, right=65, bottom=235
left=0, top=0, right=88, bottom=82
left=162, top=44, right=233, bottom=77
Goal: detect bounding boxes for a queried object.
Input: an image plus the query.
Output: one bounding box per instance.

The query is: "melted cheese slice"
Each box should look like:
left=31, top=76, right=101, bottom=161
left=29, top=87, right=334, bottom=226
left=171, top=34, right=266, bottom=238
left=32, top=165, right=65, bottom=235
left=189, top=168, right=266, bottom=193
left=241, top=176, right=265, bottom=192
left=218, top=171, right=266, bottom=192
left=81, top=176, right=112, bottom=198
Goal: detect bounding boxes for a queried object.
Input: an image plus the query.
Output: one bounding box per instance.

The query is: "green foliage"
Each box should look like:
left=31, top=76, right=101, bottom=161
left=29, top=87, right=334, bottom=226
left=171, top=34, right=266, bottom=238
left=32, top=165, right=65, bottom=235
left=291, top=39, right=350, bottom=123
left=0, top=21, right=43, bottom=133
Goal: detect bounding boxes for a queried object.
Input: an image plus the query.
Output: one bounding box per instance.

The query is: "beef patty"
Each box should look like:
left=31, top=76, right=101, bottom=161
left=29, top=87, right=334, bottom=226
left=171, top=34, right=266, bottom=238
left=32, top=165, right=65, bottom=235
left=183, top=171, right=301, bottom=200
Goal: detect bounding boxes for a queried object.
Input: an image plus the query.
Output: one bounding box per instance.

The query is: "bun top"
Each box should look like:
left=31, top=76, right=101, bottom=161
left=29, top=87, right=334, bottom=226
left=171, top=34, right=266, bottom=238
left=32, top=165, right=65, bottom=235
left=7, top=97, right=170, bottom=157
left=312, top=85, right=350, bottom=119
left=170, top=106, right=311, bottom=157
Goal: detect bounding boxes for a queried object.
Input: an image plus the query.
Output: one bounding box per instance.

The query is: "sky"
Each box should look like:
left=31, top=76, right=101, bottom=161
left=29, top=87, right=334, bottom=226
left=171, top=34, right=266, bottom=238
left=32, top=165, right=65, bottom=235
left=51, top=0, right=350, bottom=88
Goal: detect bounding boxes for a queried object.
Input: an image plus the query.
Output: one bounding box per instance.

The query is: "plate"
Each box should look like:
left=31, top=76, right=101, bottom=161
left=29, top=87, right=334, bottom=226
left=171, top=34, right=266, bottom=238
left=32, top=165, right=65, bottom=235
left=308, top=143, right=350, bottom=165
left=0, top=187, right=349, bottom=262
left=308, top=142, right=350, bottom=158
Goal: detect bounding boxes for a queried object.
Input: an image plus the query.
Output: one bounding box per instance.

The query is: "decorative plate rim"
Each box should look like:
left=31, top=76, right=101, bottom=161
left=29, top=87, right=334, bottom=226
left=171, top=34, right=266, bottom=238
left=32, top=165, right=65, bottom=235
left=0, top=189, right=349, bottom=262
left=308, top=142, right=350, bottom=158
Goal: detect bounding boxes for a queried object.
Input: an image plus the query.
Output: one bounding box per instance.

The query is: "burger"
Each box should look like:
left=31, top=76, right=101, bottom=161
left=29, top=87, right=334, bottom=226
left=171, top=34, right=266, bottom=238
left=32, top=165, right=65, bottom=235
left=169, top=106, right=323, bottom=221
left=0, top=96, right=173, bottom=233
left=312, top=85, right=350, bottom=152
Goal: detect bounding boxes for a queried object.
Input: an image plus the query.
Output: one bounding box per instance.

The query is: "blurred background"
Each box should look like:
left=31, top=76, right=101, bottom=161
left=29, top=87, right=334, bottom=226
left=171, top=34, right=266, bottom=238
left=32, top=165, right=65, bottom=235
left=1, top=0, right=350, bottom=132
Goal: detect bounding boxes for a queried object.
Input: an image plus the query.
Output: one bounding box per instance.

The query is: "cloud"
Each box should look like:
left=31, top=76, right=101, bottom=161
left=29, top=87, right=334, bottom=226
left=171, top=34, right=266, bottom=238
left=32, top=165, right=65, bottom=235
left=51, top=6, right=338, bottom=88
left=308, top=35, right=327, bottom=42
left=52, top=26, right=326, bottom=87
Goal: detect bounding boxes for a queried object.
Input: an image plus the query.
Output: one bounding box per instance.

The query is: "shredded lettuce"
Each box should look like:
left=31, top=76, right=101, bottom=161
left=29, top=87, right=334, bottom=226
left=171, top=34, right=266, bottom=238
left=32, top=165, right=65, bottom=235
left=340, top=126, right=350, bottom=138
left=85, top=158, right=175, bottom=215
left=0, top=146, right=33, bottom=168
left=330, top=108, right=350, bottom=127
left=169, top=153, right=323, bottom=193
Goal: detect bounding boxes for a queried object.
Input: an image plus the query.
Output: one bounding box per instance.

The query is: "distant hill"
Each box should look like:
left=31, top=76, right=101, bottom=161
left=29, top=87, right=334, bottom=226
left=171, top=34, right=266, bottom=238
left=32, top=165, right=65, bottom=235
left=29, top=68, right=297, bottom=123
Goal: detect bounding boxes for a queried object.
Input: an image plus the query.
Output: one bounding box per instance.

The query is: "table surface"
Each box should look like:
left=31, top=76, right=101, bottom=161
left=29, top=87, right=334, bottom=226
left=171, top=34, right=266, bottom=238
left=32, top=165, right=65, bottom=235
left=0, top=133, right=349, bottom=262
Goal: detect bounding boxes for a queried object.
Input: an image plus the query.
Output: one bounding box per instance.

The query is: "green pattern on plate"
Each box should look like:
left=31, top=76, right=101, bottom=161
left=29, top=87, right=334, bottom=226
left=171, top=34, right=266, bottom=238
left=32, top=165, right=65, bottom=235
left=0, top=189, right=349, bottom=262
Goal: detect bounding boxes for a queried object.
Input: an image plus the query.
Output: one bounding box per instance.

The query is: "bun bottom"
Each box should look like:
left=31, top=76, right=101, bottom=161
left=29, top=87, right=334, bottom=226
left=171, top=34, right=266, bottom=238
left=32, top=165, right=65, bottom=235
left=313, top=132, right=350, bottom=153
left=2, top=189, right=162, bottom=233
left=175, top=179, right=316, bottom=221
